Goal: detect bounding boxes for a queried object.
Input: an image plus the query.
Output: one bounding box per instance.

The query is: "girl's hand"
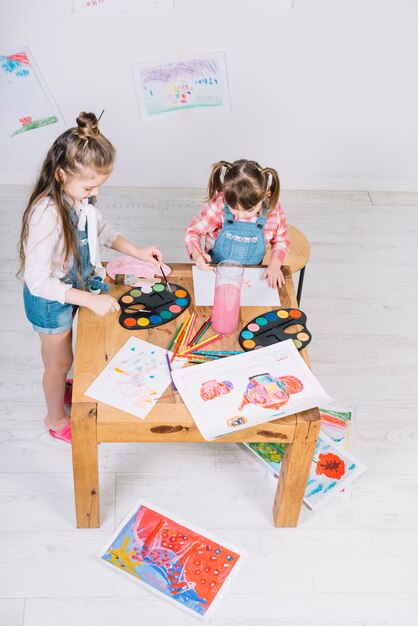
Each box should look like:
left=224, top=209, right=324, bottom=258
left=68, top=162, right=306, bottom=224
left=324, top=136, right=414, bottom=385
left=191, top=250, right=214, bottom=271
left=88, top=294, right=121, bottom=317
left=136, top=246, right=163, bottom=265
left=261, top=262, right=285, bottom=289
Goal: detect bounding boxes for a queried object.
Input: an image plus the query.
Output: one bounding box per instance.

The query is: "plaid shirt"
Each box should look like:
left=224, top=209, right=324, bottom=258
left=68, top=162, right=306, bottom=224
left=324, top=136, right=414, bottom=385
left=185, top=193, right=290, bottom=264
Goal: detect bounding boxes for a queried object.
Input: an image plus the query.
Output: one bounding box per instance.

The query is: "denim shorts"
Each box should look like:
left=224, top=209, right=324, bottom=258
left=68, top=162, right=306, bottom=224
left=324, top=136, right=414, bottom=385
left=23, top=284, right=75, bottom=335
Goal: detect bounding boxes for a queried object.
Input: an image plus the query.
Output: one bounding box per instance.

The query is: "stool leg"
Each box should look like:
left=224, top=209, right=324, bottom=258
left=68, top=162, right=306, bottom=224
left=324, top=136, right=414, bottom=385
left=296, top=266, right=306, bottom=306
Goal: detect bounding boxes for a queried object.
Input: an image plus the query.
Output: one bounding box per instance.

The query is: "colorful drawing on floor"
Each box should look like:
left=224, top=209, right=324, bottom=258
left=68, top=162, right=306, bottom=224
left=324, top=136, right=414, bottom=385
left=132, top=52, right=230, bottom=120
left=98, top=500, right=247, bottom=620
left=85, top=337, right=186, bottom=419
left=172, top=341, right=331, bottom=441
left=244, top=406, right=365, bottom=510
left=0, top=47, right=63, bottom=140
left=319, top=406, right=352, bottom=446
left=200, top=379, right=233, bottom=401
left=238, top=373, right=303, bottom=411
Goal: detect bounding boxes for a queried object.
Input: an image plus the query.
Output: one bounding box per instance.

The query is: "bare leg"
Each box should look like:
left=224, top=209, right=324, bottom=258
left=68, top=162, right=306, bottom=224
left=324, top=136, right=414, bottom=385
left=39, top=329, right=73, bottom=431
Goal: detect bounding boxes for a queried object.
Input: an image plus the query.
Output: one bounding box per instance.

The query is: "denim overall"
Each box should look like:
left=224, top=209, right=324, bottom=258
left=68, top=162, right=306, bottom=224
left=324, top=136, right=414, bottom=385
left=210, top=203, right=268, bottom=265
left=23, top=206, right=94, bottom=334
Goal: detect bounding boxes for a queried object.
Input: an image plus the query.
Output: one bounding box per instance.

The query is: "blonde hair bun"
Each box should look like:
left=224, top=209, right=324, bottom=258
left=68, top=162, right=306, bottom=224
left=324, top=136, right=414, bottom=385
left=75, top=111, right=100, bottom=140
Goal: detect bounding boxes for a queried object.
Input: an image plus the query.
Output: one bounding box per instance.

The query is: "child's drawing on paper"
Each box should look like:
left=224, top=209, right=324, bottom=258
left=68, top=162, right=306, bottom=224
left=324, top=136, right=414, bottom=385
left=86, top=337, right=185, bottom=419
left=98, top=501, right=246, bottom=620
left=132, top=52, right=230, bottom=120
left=200, top=379, right=233, bottom=401
left=0, top=48, right=63, bottom=140
left=108, top=348, right=160, bottom=409
left=238, top=373, right=303, bottom=412
left=319, top=407, right=352, bottom=446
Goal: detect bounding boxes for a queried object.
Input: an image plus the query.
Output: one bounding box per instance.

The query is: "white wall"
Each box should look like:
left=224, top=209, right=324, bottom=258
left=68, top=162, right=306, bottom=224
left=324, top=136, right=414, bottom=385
left=1, top=0, right=417, bottom=190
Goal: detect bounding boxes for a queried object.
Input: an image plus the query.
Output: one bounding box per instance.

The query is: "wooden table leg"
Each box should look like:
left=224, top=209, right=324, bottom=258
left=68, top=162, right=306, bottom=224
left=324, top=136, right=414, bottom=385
left=71, top=401, right=100, bottom=528
left=272, top=407, right=320, bottom=527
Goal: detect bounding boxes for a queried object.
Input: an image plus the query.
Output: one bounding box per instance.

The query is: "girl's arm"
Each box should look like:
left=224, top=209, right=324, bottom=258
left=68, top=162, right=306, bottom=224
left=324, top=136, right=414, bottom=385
left=64, top=287, right=120, bottom=317
left=185, top=197, right=223, bottom=270
left=110, top=235, right=162, bottom=265
left=261, top=203, right=290, bottom=288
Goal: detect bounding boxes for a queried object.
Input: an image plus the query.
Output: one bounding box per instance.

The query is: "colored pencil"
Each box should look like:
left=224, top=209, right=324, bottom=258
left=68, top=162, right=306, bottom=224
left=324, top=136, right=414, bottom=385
left=189, top=316, right=210, bottom=346
left=159, top=265, right=172, bottom=293
left=184, top=313, right=197, bottom=347
left=193, top=350, right=242, bottom=356
left=192, top=319, right=212, bottom=346
left=179, top=313, right=193, bottom=349
left=167, top=323, right=183, bottom=350
left=178, top=333, right=221, bottom=357
left=165, top=353, right=177, bottom=391
left=170, top=316, right=190, bottom=362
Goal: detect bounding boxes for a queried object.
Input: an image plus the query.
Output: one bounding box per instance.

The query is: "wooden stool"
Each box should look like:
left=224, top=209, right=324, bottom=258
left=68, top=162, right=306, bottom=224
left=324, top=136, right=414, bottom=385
left=263, top=224, right=311, bottom=305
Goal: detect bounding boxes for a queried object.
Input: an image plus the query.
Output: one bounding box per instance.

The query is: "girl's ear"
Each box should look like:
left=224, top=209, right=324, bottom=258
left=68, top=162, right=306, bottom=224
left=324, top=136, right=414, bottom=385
left=55, top=168, right=66, bottom=183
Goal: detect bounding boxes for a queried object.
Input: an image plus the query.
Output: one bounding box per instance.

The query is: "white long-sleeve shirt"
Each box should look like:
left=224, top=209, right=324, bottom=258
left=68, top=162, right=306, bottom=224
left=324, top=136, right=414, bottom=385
left=23, top=196, right=118, bottom=303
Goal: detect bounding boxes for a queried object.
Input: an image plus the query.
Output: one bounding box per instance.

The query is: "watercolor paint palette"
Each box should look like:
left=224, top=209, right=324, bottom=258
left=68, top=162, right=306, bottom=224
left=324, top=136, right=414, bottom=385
left=238, top=308, right=311, bottom=352
left=118, top=283, right=190, bottom=330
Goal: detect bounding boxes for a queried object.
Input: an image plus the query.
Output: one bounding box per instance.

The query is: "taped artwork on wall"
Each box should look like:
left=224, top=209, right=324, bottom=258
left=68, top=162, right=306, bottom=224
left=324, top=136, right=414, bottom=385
left=132, top=52, right=230, bottom=120
left=98, top=499, right=247, bottom=620
left=0, top=47, right=64, bottom=141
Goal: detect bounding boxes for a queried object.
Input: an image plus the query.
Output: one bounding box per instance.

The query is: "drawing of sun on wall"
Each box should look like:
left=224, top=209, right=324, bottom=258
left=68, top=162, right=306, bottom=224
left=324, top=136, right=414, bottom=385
left=132, top=52, right=230, bottom=120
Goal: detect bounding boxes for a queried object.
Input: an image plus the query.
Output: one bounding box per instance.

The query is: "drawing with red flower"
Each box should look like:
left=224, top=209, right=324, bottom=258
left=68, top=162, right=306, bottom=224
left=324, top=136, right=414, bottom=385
left=316, top=452, right=345, bottom=479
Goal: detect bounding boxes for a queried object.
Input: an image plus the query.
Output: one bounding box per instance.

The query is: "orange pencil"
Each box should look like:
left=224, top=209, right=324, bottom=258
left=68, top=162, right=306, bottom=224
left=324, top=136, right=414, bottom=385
left=170, top=314, right=190, bottom=362
left=178, top=333, right=221, bottom=357
left=184, top=313, right=197, bottom=347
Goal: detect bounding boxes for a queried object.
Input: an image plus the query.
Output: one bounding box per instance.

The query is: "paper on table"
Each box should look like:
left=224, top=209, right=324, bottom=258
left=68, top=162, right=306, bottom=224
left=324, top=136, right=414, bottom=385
left=192, top=266, right=281, bottom=306
left=172, top=340, right=331, bottom=441
left=85, top=337, right=186, bottom=420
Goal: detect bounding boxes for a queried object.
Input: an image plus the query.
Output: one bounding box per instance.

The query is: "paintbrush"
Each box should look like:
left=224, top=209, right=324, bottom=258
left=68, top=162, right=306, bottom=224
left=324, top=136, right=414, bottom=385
left=159, top=265, right=172, bottom=293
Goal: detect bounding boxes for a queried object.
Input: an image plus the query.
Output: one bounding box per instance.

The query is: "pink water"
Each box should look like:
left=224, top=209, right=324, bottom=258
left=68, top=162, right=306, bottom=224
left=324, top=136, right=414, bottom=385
left=211, top=283, right=241, bottom=335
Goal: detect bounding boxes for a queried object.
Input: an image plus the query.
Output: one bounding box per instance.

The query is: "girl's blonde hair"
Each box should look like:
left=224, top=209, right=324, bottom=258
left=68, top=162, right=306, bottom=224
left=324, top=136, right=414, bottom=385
left=206, top=159, right=280, bottom=213
left=18, top=111, right=115, bottom=279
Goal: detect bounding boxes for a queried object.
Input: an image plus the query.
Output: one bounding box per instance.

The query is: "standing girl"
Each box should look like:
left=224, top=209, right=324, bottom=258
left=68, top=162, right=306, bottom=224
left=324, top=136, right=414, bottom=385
left=185, top=159, right=290, bottom=287
left=18, top=111, right=163, bottom=443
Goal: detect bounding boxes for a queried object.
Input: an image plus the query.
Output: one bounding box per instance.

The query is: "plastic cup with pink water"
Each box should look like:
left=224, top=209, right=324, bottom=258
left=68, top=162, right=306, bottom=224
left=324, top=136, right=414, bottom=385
left=211, top=260, right=244, bottom=335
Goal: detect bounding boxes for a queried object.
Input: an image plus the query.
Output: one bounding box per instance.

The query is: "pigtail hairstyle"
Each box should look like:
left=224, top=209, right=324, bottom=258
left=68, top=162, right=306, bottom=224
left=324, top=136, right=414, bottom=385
left=206, top=161, right=232, bottom=201
left=211, top=159, right=281, bottom=213
left=18, top=111, right=115, bottom=280
left=261, top=166, right=280, bottom=211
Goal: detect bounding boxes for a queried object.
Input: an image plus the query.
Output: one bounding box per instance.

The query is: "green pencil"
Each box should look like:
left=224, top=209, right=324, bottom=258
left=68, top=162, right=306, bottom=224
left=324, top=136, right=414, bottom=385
left=167, top=323, right=183, bottom=350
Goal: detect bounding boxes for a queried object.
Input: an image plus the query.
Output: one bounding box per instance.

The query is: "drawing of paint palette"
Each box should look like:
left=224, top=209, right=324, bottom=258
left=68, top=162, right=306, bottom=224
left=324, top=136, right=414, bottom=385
left=238, top=308, right=312, bottom=352
left=118, top=283, right=191, bottom=330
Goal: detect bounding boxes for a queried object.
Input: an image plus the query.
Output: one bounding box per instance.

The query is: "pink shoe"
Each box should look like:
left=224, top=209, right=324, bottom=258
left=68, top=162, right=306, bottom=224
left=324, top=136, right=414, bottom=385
left=49, top=422, right=72, bottom=444
left=64, top=379, right=73, bottom=405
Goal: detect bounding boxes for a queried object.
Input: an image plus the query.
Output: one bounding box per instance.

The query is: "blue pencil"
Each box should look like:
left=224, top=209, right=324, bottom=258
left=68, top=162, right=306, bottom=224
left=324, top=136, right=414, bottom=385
left=193, top=350, right=242, bottom=356
left=165, top=353, right=177, bottom=391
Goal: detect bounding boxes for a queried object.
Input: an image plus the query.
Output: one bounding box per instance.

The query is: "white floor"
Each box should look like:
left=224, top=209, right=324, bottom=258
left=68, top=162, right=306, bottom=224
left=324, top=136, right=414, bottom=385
left=1, top=186, right=417, bottom=626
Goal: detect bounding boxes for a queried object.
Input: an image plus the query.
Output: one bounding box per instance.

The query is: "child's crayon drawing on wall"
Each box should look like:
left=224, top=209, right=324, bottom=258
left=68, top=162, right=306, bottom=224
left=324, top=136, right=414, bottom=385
left=98, top=500, right=247, bottom=621
left=0, top=47, right=63, bottom=140
left=132, top=52, right=230, bottom=120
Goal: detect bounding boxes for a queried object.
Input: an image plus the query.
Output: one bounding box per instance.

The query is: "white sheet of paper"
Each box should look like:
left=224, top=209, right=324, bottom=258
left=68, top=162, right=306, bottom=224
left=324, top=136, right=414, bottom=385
left=85, top=337, right=185, bottom=419
left=172, top=340, right=331, bottom=440
left=192, top=266, right=280, bottom=306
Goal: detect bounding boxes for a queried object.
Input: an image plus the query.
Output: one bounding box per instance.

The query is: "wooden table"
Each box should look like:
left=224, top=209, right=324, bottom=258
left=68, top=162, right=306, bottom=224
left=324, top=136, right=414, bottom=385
left=71, top=264, right=320, bottom=529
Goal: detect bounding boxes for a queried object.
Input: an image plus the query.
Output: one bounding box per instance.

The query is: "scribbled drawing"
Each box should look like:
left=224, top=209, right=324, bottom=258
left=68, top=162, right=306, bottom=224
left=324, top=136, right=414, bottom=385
left=245, top=430, right=366, bottom=510
left=238, top=373, right=303, bottom=411
left=319, top=407, right=352, bottom=445
left=98, top=500, right=246, bottom=619
left=132, top=52, right=230, bottom=120
left=86, top=337, right=185, bottom=419
left=0, top=47, right=63, bottom=140
left=200, top=379, right=233, bottom=401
